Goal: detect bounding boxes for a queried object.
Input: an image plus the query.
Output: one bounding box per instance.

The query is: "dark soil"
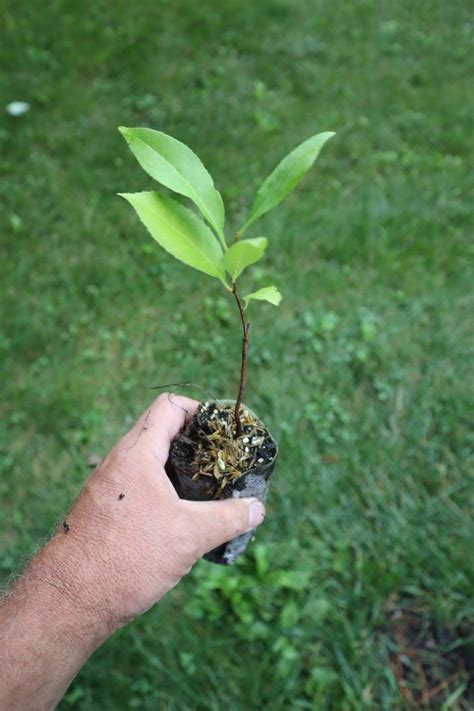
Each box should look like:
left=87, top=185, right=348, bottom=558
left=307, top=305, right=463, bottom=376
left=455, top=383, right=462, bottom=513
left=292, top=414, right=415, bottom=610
left=382, top=597, right=474, bottom=708
left=166, top=400, right=277, bottom=500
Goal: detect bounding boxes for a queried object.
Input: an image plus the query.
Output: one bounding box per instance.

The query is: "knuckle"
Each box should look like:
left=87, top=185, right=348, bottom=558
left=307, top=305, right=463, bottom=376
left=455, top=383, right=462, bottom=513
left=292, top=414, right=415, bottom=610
left=105, top=436, right=131, bottom=467
left=155, top=392, right=170, bottom=407
left=95, top=443, right=131, bottom=484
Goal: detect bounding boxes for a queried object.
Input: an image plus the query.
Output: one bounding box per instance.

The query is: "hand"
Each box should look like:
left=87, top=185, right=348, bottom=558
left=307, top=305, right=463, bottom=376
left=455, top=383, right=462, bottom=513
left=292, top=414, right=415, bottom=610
left=0, top=394, right=266, bottom=711
left=60, top=393, right=266, bottom=627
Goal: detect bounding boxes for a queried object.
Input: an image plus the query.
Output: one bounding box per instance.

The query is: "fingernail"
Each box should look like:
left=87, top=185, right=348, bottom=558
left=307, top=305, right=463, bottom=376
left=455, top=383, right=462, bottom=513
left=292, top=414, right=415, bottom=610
left=248, top=500, right=265, bottom=528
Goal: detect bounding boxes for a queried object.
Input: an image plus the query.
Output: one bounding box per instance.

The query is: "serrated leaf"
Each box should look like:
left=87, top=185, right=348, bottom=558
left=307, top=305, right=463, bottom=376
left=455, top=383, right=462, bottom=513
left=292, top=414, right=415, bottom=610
left=242, top=131, right=335, bottom=233
left=119, top=127, right=225, bottom=240
left=119, top=191, right=225, bottom=280
left=243, top=285, right=282, bottom=307
left=223, top=237, right=268, bottom=280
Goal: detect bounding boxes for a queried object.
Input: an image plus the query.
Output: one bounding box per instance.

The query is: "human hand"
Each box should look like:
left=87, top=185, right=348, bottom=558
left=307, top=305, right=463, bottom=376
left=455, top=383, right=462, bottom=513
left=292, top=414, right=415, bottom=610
left=52, top=393, right=266, bottom=630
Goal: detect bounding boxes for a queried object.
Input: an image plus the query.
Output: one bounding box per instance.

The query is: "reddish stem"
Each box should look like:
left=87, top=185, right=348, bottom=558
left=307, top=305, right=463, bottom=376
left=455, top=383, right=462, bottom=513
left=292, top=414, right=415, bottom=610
left=232, top=282, right=250, bottom=437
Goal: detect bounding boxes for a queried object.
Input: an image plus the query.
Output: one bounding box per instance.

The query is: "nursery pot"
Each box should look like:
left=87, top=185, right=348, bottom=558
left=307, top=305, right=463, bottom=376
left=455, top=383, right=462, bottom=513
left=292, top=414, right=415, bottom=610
left=165, top=399, right=278, bottom=565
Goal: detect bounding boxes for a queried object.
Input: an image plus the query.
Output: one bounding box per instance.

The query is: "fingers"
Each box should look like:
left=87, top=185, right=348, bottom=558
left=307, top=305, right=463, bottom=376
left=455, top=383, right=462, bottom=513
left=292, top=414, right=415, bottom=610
left=126, top=394, right=199, bottom=467
left=181, top=497, right=266, bottom=556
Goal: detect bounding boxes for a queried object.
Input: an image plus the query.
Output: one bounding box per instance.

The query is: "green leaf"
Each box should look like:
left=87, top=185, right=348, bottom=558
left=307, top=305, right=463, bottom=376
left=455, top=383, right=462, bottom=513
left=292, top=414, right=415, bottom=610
left=243, top=285, right=282, bottom=307
left=119, top=127, right=226, bottom=242
left=118, top=191, right=226, bottom=281
left=223, top=237, right=268, bottom=280
left=242, top=131, right=335, bottom=233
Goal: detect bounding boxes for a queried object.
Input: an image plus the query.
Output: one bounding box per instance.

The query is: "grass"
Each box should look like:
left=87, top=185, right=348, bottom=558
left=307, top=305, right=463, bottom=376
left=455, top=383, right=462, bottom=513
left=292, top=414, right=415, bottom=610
left=1, top=0, right=473, bottom=708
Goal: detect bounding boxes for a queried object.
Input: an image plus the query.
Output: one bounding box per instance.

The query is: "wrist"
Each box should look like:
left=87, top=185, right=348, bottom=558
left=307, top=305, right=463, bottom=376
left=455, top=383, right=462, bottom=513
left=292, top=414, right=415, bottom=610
left=17, top=536, right=116, bottom=650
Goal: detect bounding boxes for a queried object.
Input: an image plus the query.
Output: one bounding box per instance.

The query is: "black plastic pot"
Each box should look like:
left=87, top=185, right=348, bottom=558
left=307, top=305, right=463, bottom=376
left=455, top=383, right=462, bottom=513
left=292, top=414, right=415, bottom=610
left=166, top=400, right=278, bottom=565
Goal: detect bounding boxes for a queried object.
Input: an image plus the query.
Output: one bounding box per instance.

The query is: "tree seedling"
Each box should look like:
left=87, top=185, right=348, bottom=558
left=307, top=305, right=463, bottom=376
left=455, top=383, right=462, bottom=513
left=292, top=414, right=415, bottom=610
left=118, top=126, right=334, bottom=436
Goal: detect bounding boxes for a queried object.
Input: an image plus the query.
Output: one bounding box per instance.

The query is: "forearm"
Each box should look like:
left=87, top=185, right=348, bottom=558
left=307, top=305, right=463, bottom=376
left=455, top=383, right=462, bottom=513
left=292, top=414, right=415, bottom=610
left=0, top=535, right=114, bottom=711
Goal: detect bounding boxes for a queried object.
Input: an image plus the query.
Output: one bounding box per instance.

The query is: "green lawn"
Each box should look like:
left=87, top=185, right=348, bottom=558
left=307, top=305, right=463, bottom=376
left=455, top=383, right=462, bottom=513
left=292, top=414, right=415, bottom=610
left=1, top=1, right=473, bottom=708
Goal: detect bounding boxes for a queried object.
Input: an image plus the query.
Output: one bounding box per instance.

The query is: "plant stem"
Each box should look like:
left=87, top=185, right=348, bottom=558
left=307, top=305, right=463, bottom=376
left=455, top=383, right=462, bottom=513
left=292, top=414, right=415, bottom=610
left=216, top=229, right=228, bottom=251
left=232, top=282, right=250, bottom=437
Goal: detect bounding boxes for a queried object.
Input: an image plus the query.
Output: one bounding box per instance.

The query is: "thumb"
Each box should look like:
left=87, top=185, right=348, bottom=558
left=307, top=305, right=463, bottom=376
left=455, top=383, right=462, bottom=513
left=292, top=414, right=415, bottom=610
left=183, top=497, right=266, bottom=556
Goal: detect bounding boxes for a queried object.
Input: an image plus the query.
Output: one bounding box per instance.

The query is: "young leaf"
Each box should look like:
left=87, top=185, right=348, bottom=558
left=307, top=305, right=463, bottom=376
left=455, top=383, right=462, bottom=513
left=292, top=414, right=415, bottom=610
left=118, top=191, right=226, bottom=280
left=241, top=131, right=335, bottom=233
left=243, top=285, right=282, bottom=307
left=118, top=127, right=226, bottom=243
left=223, top=237, right=268, bottom=280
